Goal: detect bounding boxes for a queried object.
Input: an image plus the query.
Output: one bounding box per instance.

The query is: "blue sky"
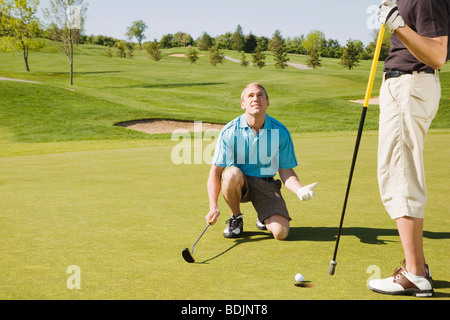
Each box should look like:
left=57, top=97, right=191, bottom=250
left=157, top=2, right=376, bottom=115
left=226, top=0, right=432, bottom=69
left=38, top=0, right=382, bottom=45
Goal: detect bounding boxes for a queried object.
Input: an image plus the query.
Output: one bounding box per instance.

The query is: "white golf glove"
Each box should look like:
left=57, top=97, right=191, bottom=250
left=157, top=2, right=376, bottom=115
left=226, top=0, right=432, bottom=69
left=297, top=182, right=318, bottom=201
left=378, top=0, right=405, bottom=34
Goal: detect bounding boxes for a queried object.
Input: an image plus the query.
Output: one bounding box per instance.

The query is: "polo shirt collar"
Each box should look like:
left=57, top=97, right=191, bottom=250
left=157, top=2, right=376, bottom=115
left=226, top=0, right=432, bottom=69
left=239, top=114, right=272, bottom=130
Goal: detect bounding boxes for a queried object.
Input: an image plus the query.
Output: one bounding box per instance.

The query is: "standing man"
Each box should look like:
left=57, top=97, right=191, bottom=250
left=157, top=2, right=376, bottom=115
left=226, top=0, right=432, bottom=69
left=205, top=83, right=317, bottom=240
left=369, top=0, right=449, bottom=297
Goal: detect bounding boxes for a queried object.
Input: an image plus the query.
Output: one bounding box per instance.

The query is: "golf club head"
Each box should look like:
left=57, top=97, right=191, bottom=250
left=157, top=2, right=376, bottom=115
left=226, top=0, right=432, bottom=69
left=182, top=248, right=195, bottom=263
left=329, top=260, right=337, bottom=275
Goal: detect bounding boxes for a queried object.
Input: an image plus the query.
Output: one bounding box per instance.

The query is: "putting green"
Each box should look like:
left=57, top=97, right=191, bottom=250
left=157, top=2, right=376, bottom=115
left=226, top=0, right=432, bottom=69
left=0, top=131, right=448, bottom=300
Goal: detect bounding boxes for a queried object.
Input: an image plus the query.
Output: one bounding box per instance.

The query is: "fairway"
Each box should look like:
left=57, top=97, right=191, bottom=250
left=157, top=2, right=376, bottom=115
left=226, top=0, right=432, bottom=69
left=0, top=43, right=449, bottom=300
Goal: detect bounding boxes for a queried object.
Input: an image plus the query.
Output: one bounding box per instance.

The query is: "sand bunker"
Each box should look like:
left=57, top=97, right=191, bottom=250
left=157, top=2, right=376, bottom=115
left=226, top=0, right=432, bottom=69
left=349, top=97, right=379, bottom=105
left=115, top=119, right=224, bottom=134
left=169, top=54, right=205, bottom=58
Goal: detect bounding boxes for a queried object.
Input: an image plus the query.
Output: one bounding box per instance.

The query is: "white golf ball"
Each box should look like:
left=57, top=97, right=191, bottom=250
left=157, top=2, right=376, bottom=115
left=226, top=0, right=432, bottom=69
left=295, top=273, right=304, bottom=283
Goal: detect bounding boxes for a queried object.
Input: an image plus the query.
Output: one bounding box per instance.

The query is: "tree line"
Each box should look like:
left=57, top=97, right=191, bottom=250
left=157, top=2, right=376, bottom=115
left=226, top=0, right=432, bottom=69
left=86, top=23, right=391, bottom=71
left=1, top=0, right=391, bottom=85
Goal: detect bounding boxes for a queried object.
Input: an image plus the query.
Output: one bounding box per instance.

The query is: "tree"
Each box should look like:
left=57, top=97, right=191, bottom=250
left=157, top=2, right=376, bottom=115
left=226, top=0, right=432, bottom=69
left=44, top=0, right=87, bottom=85
left=303, top=30, right=325, bottom=54
left=364, top=28, right=391, bottom=61
left=240, top=52, right=249, bottom=67
left=231, top=24, right=244, bottom=52
left=244, top=32, right=257, bottom=53
left=321, top=38, right=342, bottom=58
left=125, top=41, right=134, bottom=58
left=173, top=31, right=193, bottom=47
left=209, top=45, right=224, bottom=66
left=285, top=35, right=306, bottom=54
left=273, top=45, right=289, bottom=69
left=341, top=39, right=364, bottom=70
left=269, top=29, right=283, bottom=53
left=159, top=33, right=174, bottom=48
left=144, top=40, right=162, bottom=61
left=186, top=47, right=199, bottom=64
left=252, top=46, right=265, bottom=69
left=115, top=40, right=126, bottom=58
left=196, top=32, right=214, bottom=51
left=215, top=32, right=232, bottom=50
left=126, top=20, right=147, bottom=50
left=303, top=30, right=325, bottom=69
left=106, top=45, right=112, bottom=57
left=306, top=48, right=321, bottom=69
left=0, top=0, right=44, bottom=72
left=256, top=36, right=269, bottom=51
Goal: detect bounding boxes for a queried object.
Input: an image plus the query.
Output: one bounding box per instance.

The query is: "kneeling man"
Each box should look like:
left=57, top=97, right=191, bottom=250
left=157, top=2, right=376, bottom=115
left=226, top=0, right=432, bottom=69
left=205, top=83, right=317, bottom=240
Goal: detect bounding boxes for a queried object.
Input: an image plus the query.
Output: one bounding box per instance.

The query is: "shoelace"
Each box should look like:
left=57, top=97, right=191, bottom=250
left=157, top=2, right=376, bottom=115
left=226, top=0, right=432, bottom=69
left=393, top=267, right=406, bottom=280
left=226, top=216, right=242, bottom=229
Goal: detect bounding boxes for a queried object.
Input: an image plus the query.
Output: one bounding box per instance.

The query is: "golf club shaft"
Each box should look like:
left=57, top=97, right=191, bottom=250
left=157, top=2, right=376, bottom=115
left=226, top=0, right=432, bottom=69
left=330, top=25, right=385, bottom=275
left=192, top=223, right=211, bottom=254
left=330, top=107, right=367, bottom=268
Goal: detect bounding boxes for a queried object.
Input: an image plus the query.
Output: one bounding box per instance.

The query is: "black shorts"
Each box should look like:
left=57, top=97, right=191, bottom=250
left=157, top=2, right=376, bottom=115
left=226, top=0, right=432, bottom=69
left=241, top=175, right=291, bottom=222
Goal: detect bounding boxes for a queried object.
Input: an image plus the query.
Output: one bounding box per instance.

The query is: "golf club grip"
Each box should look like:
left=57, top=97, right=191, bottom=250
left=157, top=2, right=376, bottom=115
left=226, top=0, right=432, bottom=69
left=364, top=24, right=385, bottom=108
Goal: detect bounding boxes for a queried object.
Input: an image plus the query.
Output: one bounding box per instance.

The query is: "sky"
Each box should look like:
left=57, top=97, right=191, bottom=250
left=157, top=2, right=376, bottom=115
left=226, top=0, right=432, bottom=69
left=38, top=0, right=382, bottom=45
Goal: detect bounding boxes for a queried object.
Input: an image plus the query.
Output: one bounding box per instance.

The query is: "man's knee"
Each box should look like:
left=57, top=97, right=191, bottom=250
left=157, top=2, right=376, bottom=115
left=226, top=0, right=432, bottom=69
left=272, top=226, right=289, bottom=241
left=222, top=167, right=244, bottom=188
left=265, top=215, right=290, bottom=241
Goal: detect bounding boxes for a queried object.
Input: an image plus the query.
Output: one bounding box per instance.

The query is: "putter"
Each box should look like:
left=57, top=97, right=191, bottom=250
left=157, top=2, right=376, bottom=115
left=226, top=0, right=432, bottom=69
left=329, top=24, right=385, bottom=276
left=182, top=222, right=211, bottom=263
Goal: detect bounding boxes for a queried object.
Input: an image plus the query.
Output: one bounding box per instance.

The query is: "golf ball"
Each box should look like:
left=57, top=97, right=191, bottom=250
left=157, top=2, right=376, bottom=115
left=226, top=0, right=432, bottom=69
left=295, top=273, right=304, bottom=282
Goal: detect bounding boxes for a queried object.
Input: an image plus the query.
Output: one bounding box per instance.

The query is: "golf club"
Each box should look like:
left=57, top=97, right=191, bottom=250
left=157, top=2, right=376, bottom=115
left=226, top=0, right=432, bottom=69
left=329, top=24, right=386, bottom=276
left=182, top=222, right=211, bottom=263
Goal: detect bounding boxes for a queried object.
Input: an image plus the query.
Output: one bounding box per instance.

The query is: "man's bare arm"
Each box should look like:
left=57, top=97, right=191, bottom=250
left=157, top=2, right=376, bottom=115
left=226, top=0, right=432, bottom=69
left=205, top=165, right=224, bottom=225
left=395, top=26, right=448, bottom=70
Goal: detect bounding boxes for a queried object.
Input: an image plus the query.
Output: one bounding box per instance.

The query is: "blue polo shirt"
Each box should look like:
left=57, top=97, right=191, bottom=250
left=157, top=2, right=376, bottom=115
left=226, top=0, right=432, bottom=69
left=212, top=114, right=298, bottom=178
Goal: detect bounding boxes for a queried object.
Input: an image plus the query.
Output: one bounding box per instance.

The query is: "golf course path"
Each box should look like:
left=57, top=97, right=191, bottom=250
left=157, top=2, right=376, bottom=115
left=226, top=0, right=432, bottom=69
left=0, top=76, right=40, bottom=84
left=224, top=56, right=312, bottom=70
left=286, top=62, right=313, bottom=70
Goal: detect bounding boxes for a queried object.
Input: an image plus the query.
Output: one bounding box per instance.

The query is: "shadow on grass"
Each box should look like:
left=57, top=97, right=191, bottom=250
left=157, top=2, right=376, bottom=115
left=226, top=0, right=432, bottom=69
left=288, top=227, right=450, bottom=245
left=198, top=227, right=450, bottom=297
left=198, top=227, right=450, bottom=263
left=289, top=226, right=450, bottom=298
left=433, top=280, right=450, bottom=298
left=36, top=71, right=126, bottom=76
left=198, top=231, right=272, bottom=264
left=107, top=82, right=225, bottom=89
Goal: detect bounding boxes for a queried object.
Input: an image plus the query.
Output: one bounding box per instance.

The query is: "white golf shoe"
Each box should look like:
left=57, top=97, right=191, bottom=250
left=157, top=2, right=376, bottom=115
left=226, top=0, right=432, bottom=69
left=368, top=265, right=434, bottom=297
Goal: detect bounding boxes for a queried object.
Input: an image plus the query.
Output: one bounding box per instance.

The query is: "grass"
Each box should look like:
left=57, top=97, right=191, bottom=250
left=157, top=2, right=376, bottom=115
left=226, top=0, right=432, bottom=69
left=1, top=44, right=448, bottom=143
left=0, top=41, right=449, bottom=300
left=0, top=133, right=448, bottom=300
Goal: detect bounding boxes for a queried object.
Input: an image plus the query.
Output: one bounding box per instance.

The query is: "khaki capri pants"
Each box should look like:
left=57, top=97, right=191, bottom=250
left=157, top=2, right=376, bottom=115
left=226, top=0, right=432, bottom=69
left=378, top=72, right=441, bottom=220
